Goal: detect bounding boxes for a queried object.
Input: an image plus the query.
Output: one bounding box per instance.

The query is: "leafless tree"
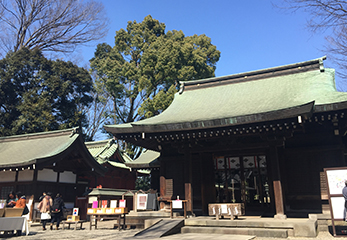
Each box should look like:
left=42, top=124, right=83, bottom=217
left=83, top=73, right=114, bottom=141
left=0, top=0, right=108, bottom=57
left=280, top=1, right=347, bottom=81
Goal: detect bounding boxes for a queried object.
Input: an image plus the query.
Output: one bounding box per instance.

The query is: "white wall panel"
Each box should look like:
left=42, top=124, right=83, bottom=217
left=0, top=171, right=16, bottom=182
left=37, top=169, right=57, bottom=182
left=59, top=171, right=76, bottom=183
left=18, top=170, right=34, bottom=182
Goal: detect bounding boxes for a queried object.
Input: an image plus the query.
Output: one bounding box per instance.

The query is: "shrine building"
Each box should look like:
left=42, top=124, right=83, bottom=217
left=104, top=57, right=347, bottom=218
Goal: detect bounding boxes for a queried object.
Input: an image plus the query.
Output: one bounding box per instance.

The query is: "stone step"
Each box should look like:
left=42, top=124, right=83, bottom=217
left=113, top=218, right=145, bottom=229
left=181, top=226, right=288, bottom=238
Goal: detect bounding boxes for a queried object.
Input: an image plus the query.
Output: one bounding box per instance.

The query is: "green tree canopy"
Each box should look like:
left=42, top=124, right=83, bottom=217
left=90, top=15, right=220, bottom=128
left=0, top=48, right=93, bottom=136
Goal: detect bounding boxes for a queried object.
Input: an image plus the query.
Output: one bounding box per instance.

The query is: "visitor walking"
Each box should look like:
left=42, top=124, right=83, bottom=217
left=50, top=193, right=65, bottom=230
left=37, top=192, right=53, bottom=230
left=343, top=181, right=347, bottom=221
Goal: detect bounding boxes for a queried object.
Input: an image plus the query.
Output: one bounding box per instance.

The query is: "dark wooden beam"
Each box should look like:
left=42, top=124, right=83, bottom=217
left=184, top=149, right=193, bottom=213
left=269, top=141, right=286, bottom=219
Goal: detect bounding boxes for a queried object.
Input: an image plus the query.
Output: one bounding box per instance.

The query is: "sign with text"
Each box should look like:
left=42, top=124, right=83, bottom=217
left=324, top=167, right=347, bottom=237
left=137, top=194, right=148, bottom=210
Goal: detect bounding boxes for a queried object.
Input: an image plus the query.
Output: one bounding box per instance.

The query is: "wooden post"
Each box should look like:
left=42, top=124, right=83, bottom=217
left=185, top=183, right=192, bottom=212
left=269, top=142, right=286, bottom=219
left=200, top=152, right=216, bottom=215
left=184, top=150, right=193, bottom=213
left=134, top=192, right=137, bottom=212
left=159, top=176, right=166, bottom=210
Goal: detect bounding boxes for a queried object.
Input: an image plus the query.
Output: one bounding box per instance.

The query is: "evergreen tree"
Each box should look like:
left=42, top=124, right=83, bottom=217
left=0, top=48, right=93, bottom=136
left=90, top=15, right=220, bottom=129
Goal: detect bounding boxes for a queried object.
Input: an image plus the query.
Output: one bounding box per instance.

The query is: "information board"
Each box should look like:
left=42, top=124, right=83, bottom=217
left=324, top=167, right=347, bottom=237
left=326, top=169, right=347, bottom=196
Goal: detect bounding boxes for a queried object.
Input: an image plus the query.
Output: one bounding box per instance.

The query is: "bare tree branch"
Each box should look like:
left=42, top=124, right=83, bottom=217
left=0, top=0, right=108, bottom=57
left=279, top=0, right=347, bottom=89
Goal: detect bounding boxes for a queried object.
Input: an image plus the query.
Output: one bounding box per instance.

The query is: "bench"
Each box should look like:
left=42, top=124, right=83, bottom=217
left=62, top=220, right=87, bottom=230
left=208, top=203, right=245, bottom=220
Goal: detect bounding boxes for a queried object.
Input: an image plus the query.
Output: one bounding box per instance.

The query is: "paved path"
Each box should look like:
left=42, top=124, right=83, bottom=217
left=3, top=220, right=335, bottom=240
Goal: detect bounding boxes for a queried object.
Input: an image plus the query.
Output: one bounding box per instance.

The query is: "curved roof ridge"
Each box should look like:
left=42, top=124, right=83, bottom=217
left=0, top=127, right=79, bottom=142
left=179, top=56, right=326, bottom=92
left=104, top=57, right=347, bottom=136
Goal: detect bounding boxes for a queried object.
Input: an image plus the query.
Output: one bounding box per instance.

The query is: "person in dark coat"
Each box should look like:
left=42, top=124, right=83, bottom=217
left=6, top=191, right=17, bottom=207
left=50, top=193, right=65, bottom=230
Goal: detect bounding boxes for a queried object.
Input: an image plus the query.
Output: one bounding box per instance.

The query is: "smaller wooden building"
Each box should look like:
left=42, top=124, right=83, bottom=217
left=85, top=139, right=136, bottom=189
left=0, top=127, right=106, bottom=204
left=125, top=149, right=161, bottom=191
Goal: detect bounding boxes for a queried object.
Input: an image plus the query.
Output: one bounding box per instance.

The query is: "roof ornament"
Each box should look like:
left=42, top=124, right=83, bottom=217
left=179, top=82, right=185, bottom=94
left=69, top=127, right=79, bottom=137
left=107, top=139, right=114, bottom=147
left=319, top=58, right=325, bottom=72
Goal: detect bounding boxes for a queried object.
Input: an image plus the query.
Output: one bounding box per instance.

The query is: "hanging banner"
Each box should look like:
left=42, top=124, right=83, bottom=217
left=214, top=156, right=225, bottom=170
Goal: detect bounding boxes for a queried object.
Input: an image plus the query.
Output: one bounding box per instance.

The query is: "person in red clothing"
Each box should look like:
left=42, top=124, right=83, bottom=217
left=13, top=192, right=26, bottom=208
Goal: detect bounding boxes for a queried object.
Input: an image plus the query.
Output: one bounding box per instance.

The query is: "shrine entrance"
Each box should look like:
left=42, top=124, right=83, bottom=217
left=214, top=155, right=271, bottom=213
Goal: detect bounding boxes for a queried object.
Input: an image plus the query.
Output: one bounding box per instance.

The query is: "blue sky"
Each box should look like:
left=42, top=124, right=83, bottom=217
left=79, top=0, right=344, bottom=90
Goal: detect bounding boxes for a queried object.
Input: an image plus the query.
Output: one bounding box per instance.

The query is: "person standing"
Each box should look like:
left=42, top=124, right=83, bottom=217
left=39, top=192, right=47, bottom=202
left=343, top=181, right=347, bottom=221
left=37, top=192, right=53, bottom=230
left=50, top=193, right=65, bottom=230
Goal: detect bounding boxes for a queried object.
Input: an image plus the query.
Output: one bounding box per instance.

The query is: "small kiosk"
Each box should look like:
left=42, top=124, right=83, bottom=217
left=86, top=188, right=134, bottom=230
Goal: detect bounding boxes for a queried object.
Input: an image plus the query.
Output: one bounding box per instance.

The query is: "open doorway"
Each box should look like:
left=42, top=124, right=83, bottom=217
left=214, top=155, right=271, bottom=214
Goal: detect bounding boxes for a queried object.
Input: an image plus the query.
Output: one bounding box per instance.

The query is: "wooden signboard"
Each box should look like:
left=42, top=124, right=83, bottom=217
left=324, top=167, right=347, bottom=237
left=137, top=194, right=147, bottom=210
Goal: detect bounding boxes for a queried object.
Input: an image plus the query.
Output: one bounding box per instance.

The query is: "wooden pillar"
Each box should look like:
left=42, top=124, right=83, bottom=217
left=159, top=176, right=166, bottom=210
left=184, top=150, right=193, bottom=213
left=269, top=142, right=286, bottom=219
left=200, top=153, right=216, bottom=215
left=14, top=171, right=19, bottom=193
left=150, top=169, right=160, bottom=191
left=158, top=157, right=168, bottom=210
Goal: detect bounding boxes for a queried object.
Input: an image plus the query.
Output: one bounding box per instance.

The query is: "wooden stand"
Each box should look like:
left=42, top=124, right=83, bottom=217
left=167, top=200, right=188, bottom=219
left=208, top=203, right=244, bottom=220
left=62, top=220, right=86, bottom=230
left=87, top=208, right=128, bottom=231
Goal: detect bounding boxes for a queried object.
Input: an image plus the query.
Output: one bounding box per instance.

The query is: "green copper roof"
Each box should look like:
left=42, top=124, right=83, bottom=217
left=126, top=150, right=160, bottom=169
left=0, top=128, right=106, bottom=175
left=0, top=128, right=79, bottom=168
left=86, top=139, right=118, bottom=162
left=105, top=57, right=347, bottom=134
left=88, top=188, right=134, bottom=197
left=85, top=139, right=133, bottom=170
